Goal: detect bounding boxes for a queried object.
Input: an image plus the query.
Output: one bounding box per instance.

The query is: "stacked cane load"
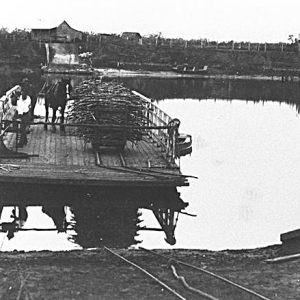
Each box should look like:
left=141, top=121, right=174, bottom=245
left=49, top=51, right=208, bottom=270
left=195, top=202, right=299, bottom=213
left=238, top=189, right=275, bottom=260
left=67, top=79, right=148, bottom=150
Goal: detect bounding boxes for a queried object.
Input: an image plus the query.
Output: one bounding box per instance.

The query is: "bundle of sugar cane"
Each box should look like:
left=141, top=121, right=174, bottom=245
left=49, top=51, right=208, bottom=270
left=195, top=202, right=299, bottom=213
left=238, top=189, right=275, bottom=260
left=67, top=79, right=148, bottom=150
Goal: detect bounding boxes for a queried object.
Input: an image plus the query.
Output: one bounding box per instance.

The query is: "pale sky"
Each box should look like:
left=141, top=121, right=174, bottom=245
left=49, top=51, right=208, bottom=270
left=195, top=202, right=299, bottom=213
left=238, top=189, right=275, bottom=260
left=1, top=0, right=300, bottom=42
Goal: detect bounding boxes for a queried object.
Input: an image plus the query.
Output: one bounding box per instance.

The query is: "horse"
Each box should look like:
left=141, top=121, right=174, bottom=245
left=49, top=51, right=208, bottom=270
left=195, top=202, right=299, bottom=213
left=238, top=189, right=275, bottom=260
left=43, top=78, right=72, bottom=133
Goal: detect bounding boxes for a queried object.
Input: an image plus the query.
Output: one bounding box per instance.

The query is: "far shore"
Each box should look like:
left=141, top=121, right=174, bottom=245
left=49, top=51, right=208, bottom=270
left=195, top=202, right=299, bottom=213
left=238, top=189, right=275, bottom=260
left=97, top=68, right=299, bottom=82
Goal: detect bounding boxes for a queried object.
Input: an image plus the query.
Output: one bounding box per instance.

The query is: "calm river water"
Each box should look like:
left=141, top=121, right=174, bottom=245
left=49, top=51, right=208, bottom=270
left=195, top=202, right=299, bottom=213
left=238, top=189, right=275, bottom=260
left=1, top=76, right=300, bottom=251
left=123, top=78, right=300, bottom=250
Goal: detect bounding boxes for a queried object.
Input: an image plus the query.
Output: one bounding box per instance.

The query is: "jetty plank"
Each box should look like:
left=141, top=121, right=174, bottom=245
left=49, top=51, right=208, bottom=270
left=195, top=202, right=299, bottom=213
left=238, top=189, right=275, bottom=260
left=0, top=124, right=188, bottom=187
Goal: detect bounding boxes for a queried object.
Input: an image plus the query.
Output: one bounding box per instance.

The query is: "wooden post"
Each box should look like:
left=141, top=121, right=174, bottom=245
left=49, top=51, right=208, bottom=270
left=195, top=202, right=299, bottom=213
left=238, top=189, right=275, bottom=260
left=264, top=42, right=267, bottom=52
left=184, top=40, right=187, bottom=48
left=257, top=43, right=260, bottom=51
left=281, top=43, right=284, bottom=52
left=169, top=39, right=172, bottom=48
left=232, top=41, right=234, bottom=50
left=248, top=42, right=251, bottom=51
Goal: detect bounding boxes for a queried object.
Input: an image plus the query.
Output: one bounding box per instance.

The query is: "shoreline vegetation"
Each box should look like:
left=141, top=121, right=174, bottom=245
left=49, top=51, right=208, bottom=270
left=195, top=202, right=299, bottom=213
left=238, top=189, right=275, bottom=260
left=2, top=28, right=300, bottom=81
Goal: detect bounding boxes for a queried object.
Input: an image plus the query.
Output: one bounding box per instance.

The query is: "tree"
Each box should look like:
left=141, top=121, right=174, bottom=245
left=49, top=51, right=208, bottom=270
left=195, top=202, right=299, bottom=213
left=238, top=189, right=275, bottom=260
left=288, top=34, right=294, bottom=43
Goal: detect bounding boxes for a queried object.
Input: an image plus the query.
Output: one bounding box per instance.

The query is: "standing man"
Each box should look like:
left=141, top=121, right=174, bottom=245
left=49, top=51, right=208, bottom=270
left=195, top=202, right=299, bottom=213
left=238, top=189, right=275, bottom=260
left=20, top=77, right=37, bottom=119
left=16, top=90, right=31, bottom=147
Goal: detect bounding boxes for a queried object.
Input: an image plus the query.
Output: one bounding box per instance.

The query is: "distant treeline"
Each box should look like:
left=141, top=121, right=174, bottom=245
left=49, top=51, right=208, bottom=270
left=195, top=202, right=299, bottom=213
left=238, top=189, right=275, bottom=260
left=1, top=27, right=299, bottom=52
left=2, top=27, right=300, bottom=76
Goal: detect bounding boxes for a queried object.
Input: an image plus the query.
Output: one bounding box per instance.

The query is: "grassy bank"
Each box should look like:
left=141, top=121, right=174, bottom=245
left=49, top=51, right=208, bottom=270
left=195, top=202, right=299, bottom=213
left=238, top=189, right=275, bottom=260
left=85, top=35, right=300, bottom=78
left=0, top=245, right=298, bottom=300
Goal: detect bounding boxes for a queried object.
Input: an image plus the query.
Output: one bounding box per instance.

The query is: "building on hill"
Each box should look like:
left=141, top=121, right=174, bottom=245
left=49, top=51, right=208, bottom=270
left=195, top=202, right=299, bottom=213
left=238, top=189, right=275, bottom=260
left=31, top=21, right=82, bottom=42
left=121, top=32, right=142, bottom=43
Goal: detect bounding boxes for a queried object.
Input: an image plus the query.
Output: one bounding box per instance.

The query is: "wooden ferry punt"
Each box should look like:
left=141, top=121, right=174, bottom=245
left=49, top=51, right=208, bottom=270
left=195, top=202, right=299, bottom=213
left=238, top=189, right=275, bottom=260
left=0, top=85, right=193, bottom=245
left=0, top=87, right=190, bottom=194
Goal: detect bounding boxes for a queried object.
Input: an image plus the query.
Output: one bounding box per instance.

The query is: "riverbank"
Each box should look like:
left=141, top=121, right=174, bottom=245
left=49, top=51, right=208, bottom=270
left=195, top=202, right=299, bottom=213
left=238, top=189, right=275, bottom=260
left=98, top=68, right=296, bottom=82
left=0, top=245, right=299, bottom=299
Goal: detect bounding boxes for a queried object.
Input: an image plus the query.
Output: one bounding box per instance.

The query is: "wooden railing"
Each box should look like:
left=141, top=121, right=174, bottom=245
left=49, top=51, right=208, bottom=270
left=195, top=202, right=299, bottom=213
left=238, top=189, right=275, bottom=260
left=133, top=91, right=180, bottom=163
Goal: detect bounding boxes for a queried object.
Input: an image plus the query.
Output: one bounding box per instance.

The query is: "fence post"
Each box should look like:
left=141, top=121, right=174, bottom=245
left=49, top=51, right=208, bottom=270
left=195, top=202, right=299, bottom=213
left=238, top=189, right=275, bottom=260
left=264, top=42, right=267, bottom=52
left=281, top=43, right=284, bottom=52
left=248, top=42, right=251, bottom=51
left=232, top=41, right=234, bottom=50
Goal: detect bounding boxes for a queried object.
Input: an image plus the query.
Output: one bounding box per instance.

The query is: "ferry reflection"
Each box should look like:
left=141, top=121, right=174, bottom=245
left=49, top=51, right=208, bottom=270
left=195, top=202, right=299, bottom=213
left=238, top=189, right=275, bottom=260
left=68, top=204, right=142, bottom=248
left=0, top=188, right=189, bottom=249
left=68, top=187, right=189, bottom=248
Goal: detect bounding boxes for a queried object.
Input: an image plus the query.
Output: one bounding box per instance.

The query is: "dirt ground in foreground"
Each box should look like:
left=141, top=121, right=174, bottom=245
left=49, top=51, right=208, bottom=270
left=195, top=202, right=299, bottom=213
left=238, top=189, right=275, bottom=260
left=0, top=245, right=298, bottom=300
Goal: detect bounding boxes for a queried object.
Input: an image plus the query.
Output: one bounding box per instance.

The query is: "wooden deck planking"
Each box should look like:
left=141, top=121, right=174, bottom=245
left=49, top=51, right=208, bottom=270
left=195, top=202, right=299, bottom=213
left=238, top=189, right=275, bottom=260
left=39, top=130, right=49, bottom=164
left=100, top=150, right=121, bottom=167
left=138, top=138, right=167, bottom=168
left=27, top=126, right=38, bottom=162
left=32, top=124, right=43, bottom=164
left=56, top=132, right=65, bottom=165
left=123, top=143, right=144, bottom=168
left=5, top=132, right=15, bottom=150
left=0, top=124, right=187, bottom=186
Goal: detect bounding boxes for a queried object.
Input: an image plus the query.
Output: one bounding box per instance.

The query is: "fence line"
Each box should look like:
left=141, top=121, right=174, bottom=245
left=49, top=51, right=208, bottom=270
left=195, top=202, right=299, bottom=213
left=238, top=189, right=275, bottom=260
left=0, top=32, right=299, bottom=53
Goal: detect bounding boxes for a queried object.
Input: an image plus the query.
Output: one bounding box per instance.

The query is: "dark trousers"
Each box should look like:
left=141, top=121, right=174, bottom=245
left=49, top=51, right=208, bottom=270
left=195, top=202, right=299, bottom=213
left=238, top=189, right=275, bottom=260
left=30, top=95, right=37, bottom=118
left=18, top=112, right=31, bottom=146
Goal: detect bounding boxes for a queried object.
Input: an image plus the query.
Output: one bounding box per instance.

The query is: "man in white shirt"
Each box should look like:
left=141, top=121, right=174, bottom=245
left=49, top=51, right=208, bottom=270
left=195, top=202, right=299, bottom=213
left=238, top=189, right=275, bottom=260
left=16, top=91, right=31, bottom=147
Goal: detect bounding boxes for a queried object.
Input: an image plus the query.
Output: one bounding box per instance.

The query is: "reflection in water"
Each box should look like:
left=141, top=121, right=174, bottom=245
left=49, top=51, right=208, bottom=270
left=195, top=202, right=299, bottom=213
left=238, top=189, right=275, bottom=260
left=69, top=203, right=142, bottom=248
left=0, top=187, right=188, bottom=250
left=42, top=205, right=67, bottom=233
left=0, top=206, right=28, bottom=240
left=121, top=77, right=300, bottom=112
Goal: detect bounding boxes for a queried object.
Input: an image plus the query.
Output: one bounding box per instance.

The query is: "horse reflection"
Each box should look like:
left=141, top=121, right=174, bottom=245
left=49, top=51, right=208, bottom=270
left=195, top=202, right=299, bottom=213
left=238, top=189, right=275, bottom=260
left=42, top=205, right=67, bottom=232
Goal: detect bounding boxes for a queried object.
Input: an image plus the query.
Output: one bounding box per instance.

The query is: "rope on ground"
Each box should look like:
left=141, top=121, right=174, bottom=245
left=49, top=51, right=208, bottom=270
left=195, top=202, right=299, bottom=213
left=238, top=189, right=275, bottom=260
left=16, top=273, right=30, bottom=300
left=140, top=247, right=272, bottom=300
left=104, top=247, right=186, bottom=300
left=170, top=264, right=219, bottom=300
